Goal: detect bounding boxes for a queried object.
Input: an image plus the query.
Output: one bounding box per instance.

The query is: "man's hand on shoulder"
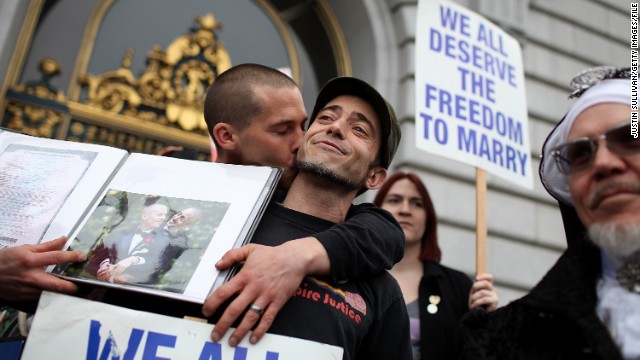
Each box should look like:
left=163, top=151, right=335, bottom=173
left=202, top=237, right=329, bottom=346
left=0, top=236, right=86, bottom=302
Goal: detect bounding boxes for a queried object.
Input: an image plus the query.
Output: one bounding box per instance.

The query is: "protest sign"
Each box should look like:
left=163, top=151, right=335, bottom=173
left=22, top=292, right=343, bottom=360
left=416, top=0, right=532, bottom=189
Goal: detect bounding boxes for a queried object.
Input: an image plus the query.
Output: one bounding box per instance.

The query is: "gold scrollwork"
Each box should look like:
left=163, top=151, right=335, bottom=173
left=81, top=47, right=141, bottom=116
left=11, top=57, right=66, bottom=103
left=80, top=13, right=231, bottom=132
left=3, top=58, right=66, bottom=138
left=4, top=102, right=65, bottom=138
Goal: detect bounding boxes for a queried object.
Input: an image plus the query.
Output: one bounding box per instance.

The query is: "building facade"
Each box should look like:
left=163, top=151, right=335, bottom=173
left=0, top=0, right=629, bottom=304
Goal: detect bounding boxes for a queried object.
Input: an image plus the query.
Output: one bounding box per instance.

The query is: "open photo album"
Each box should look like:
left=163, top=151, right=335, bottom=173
left=0, top=128, right=281, bottom=303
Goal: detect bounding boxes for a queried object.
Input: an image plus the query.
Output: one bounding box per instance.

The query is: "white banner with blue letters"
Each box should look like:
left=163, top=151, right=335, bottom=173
left=416, top=0, right=533, bottom=189
left=22, top=292, right=343, bottom=360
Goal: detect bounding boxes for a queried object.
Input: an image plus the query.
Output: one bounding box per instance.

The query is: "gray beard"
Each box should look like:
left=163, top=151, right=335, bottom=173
left=588, top=223, right=640, bottom=259
left=295, top=160, right=365, bottom=191
left=165, top=225, right=184, bottom=237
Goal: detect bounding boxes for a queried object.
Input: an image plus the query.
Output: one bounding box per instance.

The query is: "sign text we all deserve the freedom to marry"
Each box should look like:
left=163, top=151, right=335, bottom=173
left=416, top=0, right=532, bottom=189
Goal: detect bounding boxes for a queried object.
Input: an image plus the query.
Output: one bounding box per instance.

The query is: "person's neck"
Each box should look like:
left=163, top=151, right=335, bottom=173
left=215, top=151, right=237, bottom=165
left=600, top=248, right=640, bottom=275
left=390, top=240, right=422, bottom=274
left=282, top=172, right=356, bottom=223
left=389, top=240, right=423, bottom=304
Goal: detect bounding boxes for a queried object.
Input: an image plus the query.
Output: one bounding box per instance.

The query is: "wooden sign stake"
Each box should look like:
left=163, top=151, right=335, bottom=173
left=476, top=168, right=487, bottom=275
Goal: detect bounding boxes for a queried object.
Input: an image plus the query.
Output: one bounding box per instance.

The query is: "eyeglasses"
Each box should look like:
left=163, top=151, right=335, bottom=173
left=551, top=122, right=640, bottom=175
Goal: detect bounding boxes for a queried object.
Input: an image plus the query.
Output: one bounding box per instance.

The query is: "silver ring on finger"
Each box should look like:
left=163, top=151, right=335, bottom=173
left=249, top=304, right=264, bottom=316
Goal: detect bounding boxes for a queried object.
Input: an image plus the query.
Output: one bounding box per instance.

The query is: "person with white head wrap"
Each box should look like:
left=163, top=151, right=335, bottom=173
left=540, top=71, right=632, bottom=205
left=460, top=66, right=636, bottom=360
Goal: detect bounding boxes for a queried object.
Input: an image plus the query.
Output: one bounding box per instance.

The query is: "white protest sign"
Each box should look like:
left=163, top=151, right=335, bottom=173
left=415, top=0, right=533, bottom=189
left=22, top=292, right=343, bottom=360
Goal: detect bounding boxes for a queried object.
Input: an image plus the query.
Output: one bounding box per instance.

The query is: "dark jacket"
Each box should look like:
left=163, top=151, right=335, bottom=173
left=87, top=226, right=172, bottom=284
left=419, top=261, right=472, bottom=360
left=460, top=234, right=622, bottom=360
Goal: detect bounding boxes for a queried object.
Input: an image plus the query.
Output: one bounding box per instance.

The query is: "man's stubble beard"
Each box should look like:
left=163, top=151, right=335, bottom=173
left=295, top=159, right=367, bottom=191
left=165, top=225, right=185, bottom=237
left=588, top=222, right=640, bottom=259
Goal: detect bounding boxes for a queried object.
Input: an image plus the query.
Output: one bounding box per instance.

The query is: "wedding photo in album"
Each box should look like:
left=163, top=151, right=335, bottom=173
left=51, top=190, right=230, bottom=295
left=0, top=129, right=281, bottom=303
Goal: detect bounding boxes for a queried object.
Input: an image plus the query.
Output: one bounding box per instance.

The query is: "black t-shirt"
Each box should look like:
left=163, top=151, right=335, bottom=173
left=273, top=188, right=405, bottom=281
left=251, top=202, right=412, bottom=360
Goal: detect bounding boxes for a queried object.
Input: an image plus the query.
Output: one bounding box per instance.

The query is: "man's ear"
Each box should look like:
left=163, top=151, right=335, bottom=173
left=212, top=123, right=238, bottom=151
left=365, top=166, right=387, bottom=190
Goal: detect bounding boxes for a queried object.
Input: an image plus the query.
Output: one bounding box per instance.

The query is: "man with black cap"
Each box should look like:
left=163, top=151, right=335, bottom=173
left=213, top=76, right=410, bottom=359
left=460, top=66, right=637, bottom=359
left=202, top=64, right=405, bottom=347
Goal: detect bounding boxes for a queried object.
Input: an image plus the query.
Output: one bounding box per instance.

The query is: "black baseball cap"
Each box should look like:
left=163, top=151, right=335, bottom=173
left=308, top=77, right=401, bottom=169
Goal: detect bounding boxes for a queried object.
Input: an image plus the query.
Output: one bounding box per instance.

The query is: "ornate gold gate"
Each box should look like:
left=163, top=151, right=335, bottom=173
left=1, top=0, right=351, bottom=159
